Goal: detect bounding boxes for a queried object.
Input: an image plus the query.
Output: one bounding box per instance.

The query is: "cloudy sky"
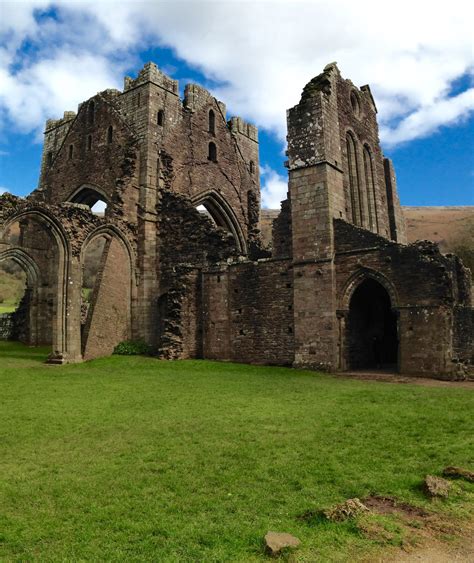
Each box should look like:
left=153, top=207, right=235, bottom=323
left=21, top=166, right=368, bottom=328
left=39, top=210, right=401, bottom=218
left=0, top=0, right=473, bottom=207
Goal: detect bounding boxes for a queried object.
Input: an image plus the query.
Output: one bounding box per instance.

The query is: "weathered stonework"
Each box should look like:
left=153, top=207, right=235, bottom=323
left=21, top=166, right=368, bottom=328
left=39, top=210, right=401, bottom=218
left=0, top=61, right=471, bottom=377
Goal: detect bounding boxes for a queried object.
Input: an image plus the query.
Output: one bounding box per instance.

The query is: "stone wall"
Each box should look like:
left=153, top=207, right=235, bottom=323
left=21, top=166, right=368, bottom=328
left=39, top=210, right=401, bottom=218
left=202, top=258, right=294, bottom=365
left=82, top=236, right=132, bottom=360
left=334, top=219, right=472, bottom=376
left=0, top=313, right=13, bottom=340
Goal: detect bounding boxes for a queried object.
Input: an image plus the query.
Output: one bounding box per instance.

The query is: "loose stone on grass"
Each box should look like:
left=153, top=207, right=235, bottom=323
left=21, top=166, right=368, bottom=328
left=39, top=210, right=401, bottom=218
left=264, top=531, right=301, bottom=556
left=442, top=466, right=474, bottom=483
left=324, top=498, right=370, bottom=522
left=423, top=475, right=451, bottom=498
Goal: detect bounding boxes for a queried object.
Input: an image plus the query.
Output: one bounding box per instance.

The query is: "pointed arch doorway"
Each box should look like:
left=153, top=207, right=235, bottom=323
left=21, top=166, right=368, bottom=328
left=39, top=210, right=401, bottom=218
left=347, top=278, right=398, bottom=371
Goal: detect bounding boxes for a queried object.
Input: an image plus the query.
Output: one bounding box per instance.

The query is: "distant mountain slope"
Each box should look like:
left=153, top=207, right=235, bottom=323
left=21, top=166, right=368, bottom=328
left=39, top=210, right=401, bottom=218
left=402, top=206, right=473, bottom=252
left=260, top=206, right=473, bottom=274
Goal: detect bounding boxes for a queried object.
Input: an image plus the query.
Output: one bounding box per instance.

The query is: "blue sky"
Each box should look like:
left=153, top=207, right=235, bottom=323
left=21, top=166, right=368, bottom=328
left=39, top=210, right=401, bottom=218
left=0, top=1, right=473, bottom=208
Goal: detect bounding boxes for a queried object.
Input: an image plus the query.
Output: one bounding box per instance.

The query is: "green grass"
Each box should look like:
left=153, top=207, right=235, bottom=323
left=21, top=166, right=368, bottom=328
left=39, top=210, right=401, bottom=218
left=0, top=341, right=473, bottom=561
left=0, top=302, right=17, bottom=314
left=0, top=269, right=25, bottom=313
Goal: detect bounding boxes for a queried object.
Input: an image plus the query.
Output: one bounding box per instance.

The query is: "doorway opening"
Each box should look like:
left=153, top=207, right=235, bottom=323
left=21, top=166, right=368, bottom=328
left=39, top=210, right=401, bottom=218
left=347, top=278, right=398, bottom=370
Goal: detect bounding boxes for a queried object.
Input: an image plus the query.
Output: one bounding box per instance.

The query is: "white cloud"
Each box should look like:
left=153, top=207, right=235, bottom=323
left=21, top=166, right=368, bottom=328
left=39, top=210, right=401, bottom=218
left=380, top=88, right=474, bottom=145
left=0, top=51, right=121, bottom=136
left=261, top=165, right=288, bottom=209
left=0, top=186, right=8, bottom=194
left=0, top=0, right=473, bottom=147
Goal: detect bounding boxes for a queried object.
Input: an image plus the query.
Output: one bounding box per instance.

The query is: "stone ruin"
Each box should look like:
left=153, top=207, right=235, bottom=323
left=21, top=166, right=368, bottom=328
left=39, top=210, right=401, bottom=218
left=0, top=61, right=472, bottom=377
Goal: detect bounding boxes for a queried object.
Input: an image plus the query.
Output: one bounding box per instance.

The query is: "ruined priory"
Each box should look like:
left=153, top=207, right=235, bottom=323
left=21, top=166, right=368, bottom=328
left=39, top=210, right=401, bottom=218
left=0, top=61, right=472, bottom=377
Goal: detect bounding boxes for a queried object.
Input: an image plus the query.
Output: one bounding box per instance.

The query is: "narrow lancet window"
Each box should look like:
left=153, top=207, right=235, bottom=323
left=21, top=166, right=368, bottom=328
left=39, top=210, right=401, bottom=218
left=346, top=133, right=362, bottom=226
left=209, top=109, right=215, bottom=134
left=363, top=145, right=379, bottom=233
left=68, top=144, right=74, bottom=160
left=87, top=135, right=92, bottom=151
left=107, top=126, right=113, bottom=144
left=208, top=142, right=217, bottom=162
left=157, top=110, right=164, bottom=126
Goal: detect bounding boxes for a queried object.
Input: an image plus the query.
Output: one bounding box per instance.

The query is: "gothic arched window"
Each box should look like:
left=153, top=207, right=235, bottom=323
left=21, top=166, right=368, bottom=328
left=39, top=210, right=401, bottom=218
left=363, top=145, right=378, bottom=232
left=346, top=133, right=362, bottom=225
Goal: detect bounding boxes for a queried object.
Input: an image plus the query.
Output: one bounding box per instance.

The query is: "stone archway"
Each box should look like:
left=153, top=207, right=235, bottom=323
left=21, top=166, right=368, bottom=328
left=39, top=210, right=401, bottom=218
left=1, top=209, right=82, bottom=363
left=0, top=248, right=41, bottom=345
left=346, top=278, right=398, bottom=370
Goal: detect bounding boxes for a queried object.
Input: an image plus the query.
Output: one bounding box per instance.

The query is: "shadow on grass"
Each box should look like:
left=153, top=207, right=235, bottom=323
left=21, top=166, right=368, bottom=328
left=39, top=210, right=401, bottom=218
left=0, top=342, right=50, bottom=363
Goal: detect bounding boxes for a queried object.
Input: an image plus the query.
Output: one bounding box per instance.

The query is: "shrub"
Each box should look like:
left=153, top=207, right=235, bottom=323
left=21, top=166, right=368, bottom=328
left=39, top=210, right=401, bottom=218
left=112, top=340, right=151, bottom=356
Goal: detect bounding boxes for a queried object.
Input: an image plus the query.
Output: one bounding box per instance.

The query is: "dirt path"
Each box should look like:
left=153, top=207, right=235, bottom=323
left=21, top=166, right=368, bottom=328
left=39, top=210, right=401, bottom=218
left=336, top=371, right=474, bottom=389
left=382, top=534, right=474, bottom=562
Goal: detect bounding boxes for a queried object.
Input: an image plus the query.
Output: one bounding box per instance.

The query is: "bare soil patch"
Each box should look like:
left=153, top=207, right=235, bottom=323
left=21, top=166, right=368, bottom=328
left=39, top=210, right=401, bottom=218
left=360, top=496, right=474, bottom=562
left=363, top=496, right=429, bottom=519
left=380, top=529, right=474, bottom=562
left=338, top=371, right=474, bottom=389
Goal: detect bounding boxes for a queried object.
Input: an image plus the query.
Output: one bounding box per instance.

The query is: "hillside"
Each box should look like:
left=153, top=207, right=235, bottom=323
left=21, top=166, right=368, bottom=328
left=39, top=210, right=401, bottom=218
left=260, top=206, right=473, bottom=272
left=402, top=206, right=473, bottom=252
left=0, top=267, right=26, bottom=314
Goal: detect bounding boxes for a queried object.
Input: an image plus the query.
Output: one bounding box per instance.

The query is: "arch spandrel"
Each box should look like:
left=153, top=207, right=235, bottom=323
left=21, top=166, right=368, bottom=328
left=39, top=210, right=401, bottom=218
left=340, top=267, right=399, bottom=311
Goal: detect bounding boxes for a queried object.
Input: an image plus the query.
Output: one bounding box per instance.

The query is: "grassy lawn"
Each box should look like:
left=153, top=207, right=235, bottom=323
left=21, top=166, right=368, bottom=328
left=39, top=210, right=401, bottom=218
left=0, top=341, right=473, bottom=561
left=0, top=301, right=17, bottom=314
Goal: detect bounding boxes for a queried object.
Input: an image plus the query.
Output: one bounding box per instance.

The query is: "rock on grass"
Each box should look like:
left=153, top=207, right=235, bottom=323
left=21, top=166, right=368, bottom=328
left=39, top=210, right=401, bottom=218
left=423, top=475, right=451, bottom=498
left=264, top=531, right=301, bottom=556
left=324, top=498, right=370, bottom=522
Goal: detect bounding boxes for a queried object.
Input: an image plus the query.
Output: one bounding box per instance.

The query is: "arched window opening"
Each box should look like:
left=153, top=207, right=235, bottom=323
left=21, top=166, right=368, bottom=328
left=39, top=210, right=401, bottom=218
left=193, top=191, right=246, bottom=253
left=208, top=142, right=217, bottom=162
left=350, top=91, right=360, bottom=117
left=90, top=201, right=107, bottom=215
left=363, top=145, right=379, bottom=233
left=107, top=126, right=113, bottom=144
left=157, top=110, right=164, bottom=126
left=88, top=101, right=95, bottom=124
left=249, top=160, right=255, bottom=175
left=87, top=135, right=92, bottom=151
left=346, top=133, right=362, bottom=225
left=69, top=186, right=109, bottom=216
left=347, top=278, right=398, bottom=370
left=209, top=109, right=215, bottom=134
left=68, top=144, right=74, bottom=160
